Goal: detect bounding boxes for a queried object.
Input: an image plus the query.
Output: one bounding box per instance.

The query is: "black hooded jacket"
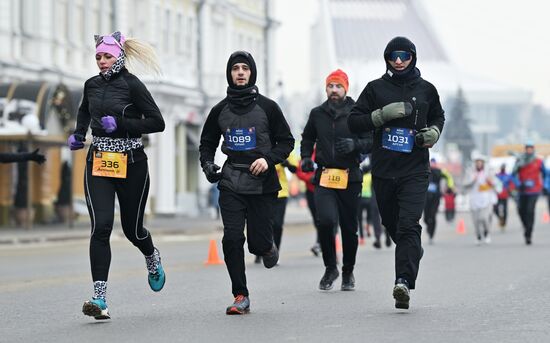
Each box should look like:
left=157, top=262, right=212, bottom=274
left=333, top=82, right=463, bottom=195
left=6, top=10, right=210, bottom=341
left=348, top=72, right=445, bottom=178
left=199, top=51, right=295, bottom=195
left=301, top=96, right=372, bottom=183
left=348, top=36, right=445, bottom=178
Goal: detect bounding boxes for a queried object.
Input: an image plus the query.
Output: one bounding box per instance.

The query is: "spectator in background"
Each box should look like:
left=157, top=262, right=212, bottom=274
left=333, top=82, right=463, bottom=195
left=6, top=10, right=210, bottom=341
left=494, top=163, right=515, bottom=230
left=465, top=155, right=495, bottom=245
left=0, top=149, right=45, bottom=164
left=512, top=141, right=546, bottom=245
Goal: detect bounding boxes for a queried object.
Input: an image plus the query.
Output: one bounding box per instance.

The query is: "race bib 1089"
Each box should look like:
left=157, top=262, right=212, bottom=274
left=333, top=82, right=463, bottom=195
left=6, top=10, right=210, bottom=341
left=225, top=127, right=257, bottom=151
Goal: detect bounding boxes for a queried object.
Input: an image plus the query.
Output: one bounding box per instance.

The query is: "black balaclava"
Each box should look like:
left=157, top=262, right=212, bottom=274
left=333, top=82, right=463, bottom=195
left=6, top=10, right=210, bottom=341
left=383, top=36, right=420, bottom=81
left=226, top=50, right=257, bottom=89
left=226, top=51, right=259, bottom=113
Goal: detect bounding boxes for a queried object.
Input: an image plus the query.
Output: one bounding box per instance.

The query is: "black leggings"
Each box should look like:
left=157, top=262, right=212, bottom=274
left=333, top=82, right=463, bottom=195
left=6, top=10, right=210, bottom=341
left=85, top=159, right=154, bottom=281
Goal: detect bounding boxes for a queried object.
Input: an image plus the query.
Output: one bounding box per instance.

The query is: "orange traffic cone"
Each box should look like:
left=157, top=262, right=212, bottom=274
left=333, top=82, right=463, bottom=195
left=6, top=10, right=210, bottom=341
left=335, top=234, right=342, bottom=252
left=456, top=218, right=466, bottom=235
left=543, top=212, right=550, bottom=224
left=204, top=239, right=224, bottom=265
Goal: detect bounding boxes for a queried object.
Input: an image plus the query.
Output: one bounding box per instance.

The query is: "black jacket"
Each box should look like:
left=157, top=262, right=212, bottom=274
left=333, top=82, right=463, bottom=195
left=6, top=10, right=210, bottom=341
left=74, top=68, right=165, bottom=163
left=199, top=95, right=295, bottom=195
left=301, top=97, right=372, bottom=183
left=348, top=73, right=444, bottom=178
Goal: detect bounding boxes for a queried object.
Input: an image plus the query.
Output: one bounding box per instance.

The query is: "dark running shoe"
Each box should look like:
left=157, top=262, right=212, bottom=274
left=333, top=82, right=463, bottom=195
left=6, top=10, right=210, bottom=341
left=393, top=278, right=410, bottom=309
left=254, top=255, right=262, bottom=264
left=226, top=295, right=250, bottom=315
left=373, top=240, right=381, bottom=249
left=262, top=244, right=279, bottom=269
left=341, top=271, right=355, bottom=291
left=82, top=298, right=110, bottom=320
left=385, top=235, right=393, bottom=247
left=310, top=243, right=321, bottom=257
left=319, top=268, right=339, bottom=291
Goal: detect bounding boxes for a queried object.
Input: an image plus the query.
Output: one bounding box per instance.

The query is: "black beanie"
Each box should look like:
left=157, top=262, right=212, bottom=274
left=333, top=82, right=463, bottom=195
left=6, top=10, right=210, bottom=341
left=226, top=51, right=257, bottom=88
left=383, top=36, right=417, bottom=77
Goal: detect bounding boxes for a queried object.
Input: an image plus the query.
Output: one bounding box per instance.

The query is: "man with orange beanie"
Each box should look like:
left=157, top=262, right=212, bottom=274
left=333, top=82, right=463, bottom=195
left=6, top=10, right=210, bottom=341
left=300, top=69, right=372, bottom=291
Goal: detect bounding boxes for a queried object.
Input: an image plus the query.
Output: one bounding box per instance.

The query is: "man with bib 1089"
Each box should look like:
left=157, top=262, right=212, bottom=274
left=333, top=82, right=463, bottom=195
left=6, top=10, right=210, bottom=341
left=199, top=51, right=294, bottom=315
left=300, top=69, right=372, bottom=292
left=348, top=36, right=445, bottom=310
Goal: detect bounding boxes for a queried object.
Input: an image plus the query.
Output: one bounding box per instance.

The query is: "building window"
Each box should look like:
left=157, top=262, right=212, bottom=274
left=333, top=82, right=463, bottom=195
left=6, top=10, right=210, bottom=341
left=176, top=13, right=183, bottom=54
left=163, top=9, right=171, bottom=52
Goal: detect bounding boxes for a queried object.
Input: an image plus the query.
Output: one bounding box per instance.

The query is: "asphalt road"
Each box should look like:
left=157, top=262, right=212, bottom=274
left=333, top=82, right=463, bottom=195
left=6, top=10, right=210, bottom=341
left=1, top=204, right=550, bottom=343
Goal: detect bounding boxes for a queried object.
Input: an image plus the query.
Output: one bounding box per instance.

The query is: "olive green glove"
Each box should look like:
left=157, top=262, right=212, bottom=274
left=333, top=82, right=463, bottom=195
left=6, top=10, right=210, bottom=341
left=414, top=126, right=440, bottom=148
left=371, top=102, right=413, bottom=128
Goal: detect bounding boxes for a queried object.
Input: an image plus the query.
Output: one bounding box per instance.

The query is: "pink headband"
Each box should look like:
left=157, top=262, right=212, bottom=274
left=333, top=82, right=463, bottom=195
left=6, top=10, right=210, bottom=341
left=95, top=34, right=125, bottom=57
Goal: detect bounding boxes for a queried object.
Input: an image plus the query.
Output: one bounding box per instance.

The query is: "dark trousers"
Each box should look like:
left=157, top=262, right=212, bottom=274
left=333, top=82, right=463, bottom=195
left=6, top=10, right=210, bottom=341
left=423, top=194, right=440, bottom=239
left=272, top=197, right=288, bottom=250
left=219, top=189, right=276, bottom=297
left=314, top=182, right=361, bottom=273
left=370, top=191, right=385, bottom=241
left=493, top=198, right=508, bottom=225
left=373, top=173, right=428, bottom=289
left=357, top=197, right=371, bottom=238
left=85, top=159, right=154, bottom=281
left=445, top=209, right=455, bottom=222
left=517, top=194, right=538, bottom=239
left=305, top=190, right=320, bottom=244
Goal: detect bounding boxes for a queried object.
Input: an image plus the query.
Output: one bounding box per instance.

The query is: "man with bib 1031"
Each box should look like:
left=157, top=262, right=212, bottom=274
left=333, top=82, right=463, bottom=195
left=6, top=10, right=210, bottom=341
left=348, top=36, right=445, bottom=310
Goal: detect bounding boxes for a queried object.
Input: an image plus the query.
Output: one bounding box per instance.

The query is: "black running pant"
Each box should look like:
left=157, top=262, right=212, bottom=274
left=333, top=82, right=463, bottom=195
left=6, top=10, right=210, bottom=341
left=219, top=189, right=276, bottom=297
left=272, top=197, right=288, bottom=250
left=370, top=191, right=385, bottom=241
left=357, top=197, right=371, bottom=238
left=517, top=194, right=538, bottom=239
left=373, top=173, right=428, bottom=289
left=85, top=159, right=155, bottom=281
left=305, top=190, right=320, bottom=244
left=314, top=182, right=361, bottom=273
left=493, top=198, right=508, bottom=225
left=423, top=193, right=440, bottom=239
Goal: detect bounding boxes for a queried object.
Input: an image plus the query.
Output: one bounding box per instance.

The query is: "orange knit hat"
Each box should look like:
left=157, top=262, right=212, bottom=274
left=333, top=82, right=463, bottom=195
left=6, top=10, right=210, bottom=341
left=325, top=69, right=349, bottom=93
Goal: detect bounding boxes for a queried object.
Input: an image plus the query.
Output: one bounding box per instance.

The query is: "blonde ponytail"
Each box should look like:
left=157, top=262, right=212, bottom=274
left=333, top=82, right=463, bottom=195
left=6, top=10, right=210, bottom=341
left=123, top=38, right=162, bottom=76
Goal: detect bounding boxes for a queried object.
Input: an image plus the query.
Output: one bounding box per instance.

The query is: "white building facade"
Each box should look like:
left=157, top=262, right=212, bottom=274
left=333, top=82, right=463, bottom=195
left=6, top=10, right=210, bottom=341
left=0, top=0, right=277, bottom=217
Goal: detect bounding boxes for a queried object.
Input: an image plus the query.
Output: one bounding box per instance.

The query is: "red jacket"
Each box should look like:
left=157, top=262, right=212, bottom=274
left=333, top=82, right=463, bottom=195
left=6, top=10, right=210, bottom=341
left=517, top=158, right=544, bottom=194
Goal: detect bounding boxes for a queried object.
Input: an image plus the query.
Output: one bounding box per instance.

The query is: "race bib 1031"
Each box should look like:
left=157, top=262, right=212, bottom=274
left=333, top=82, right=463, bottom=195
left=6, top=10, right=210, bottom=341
left=382, top=127, right=415, bottom=153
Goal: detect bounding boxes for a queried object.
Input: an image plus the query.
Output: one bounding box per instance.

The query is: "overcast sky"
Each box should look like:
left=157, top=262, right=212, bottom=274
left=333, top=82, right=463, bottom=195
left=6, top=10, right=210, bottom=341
left=274, top=0, right=550, bottom=108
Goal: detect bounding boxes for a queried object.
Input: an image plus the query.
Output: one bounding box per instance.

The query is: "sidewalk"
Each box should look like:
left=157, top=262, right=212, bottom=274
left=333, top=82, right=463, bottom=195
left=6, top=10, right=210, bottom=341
left=0, top=202, right=313, bottom=245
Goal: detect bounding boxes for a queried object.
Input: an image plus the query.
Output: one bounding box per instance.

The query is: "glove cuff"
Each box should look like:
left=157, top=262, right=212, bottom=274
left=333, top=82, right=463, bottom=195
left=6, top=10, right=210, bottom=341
left=371, top=109, right=384, bottom=127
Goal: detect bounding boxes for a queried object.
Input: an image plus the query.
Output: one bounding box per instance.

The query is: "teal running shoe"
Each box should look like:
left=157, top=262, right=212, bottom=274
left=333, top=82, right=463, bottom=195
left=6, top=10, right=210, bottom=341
left=148, top=249, right=166, bottom=292
left=82, top=298, right=110, bottom=320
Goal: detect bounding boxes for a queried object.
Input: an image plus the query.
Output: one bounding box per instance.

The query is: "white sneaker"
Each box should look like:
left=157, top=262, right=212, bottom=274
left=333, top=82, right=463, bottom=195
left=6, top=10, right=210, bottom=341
left=484, top=235, right=491, bottom=244
left=475, top=238, right=482, bottom=246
